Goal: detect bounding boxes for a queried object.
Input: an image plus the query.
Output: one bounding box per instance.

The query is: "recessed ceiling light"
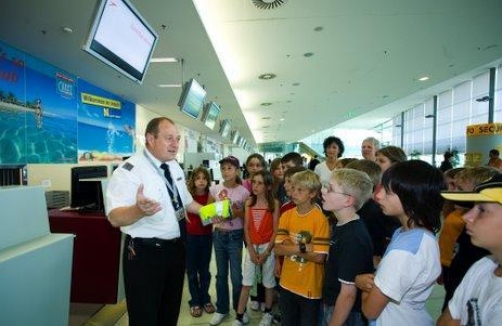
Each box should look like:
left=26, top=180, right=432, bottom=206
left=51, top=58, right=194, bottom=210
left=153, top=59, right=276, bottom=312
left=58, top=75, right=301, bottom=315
left=280, top=118, right=285, bottom=121
left=418, top=76, right=429, bottom=81
left=62, top=26, right=73, bottom=34
left=150, top=57, right=179, bottom=63
left=258, top=73, right=276, bottom=80
left=314, top=26, right=324, bottom=32
left=261, top=102, right=272, bottom=106
left=157, top=84, right=182, bottom=88
left=304, top=52, right=314, bottom=58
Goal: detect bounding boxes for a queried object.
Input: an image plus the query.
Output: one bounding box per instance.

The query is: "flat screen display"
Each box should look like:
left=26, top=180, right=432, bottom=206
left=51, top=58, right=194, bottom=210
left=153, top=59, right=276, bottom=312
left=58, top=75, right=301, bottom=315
left=202, top=102, right=221, bottom=130
left=178, top=78, right=206, bottom=119
left=231, top=130, right=240, bottom=144
left=71, top=166, right=108, bottom=211
left=219, top=119, right=232, bottom=138
left=83, top=0, right=158, bottom=83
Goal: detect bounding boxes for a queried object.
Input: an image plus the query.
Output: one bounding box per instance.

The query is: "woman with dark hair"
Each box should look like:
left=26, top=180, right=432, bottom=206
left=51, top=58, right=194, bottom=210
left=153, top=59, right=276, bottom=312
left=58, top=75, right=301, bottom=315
left=356, top=160, right=445, bottom=325
left=314, top=136, right=345, bottom=184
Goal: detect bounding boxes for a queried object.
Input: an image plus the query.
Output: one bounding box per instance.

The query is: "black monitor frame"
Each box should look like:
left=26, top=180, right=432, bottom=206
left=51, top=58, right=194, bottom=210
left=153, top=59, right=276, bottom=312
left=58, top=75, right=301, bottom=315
left=70, top=165, right=108, bottom=211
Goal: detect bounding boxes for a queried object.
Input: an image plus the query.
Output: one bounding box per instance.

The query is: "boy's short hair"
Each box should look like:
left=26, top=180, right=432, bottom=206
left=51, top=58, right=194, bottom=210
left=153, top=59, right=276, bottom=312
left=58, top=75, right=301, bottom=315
left=455, top=167, right=499, bottom=187
left=332, top=168, right=374, bottom=210
left=281, top=152, right=303, bottom=167
left=284, top=166, right=307, bottom=179
left=291, top=170, right=321, bottom=202
left=381, top=160, right=445, bottom=233
left=345, top=159, right=382, bottom=189
left=489, top=149, right=500, bottom=156
left=336, top=158, right=358, bottom=168
left=442, top=173, right=502, bottom=206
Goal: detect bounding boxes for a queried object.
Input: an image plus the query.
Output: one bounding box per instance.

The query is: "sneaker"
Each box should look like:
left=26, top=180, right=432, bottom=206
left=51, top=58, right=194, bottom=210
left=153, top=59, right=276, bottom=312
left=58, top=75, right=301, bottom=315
left=243, top=312, right=250, bottom=324
left=250, top=300, right=260, bottom=311
left=259, top=312, right=274, bottom=326
left=210, top=312, right=228, bottom=325
left=260, top=302, right=266, bottom=312
left=232, top=320, right=244, bottom=326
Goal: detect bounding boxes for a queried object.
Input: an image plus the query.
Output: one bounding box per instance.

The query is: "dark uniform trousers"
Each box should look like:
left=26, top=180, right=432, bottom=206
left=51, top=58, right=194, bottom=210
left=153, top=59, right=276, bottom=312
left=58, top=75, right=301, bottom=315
left=124, top=235, right=185, bottom=326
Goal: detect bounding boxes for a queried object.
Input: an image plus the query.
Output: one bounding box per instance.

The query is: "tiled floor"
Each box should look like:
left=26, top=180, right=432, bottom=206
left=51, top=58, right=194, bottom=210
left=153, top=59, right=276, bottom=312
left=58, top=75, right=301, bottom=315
left=71, top=255, right=447, bottom=326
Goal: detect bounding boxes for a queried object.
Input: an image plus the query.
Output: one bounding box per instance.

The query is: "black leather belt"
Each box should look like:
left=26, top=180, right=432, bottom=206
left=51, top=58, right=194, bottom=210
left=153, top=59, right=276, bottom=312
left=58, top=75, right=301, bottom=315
left=127, top=235, right=180, bottom=248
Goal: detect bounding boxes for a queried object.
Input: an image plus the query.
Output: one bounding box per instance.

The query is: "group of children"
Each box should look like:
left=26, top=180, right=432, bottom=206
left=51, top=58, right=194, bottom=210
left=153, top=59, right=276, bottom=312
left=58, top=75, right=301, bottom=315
left=184, top=150, right=502, bottom=326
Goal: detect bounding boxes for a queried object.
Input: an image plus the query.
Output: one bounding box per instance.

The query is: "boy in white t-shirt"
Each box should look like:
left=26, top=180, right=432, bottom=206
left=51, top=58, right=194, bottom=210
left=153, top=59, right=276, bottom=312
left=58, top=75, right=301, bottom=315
left=355, top=160, right=445, bottom=326
left=438, top=174, right=502, bottom=325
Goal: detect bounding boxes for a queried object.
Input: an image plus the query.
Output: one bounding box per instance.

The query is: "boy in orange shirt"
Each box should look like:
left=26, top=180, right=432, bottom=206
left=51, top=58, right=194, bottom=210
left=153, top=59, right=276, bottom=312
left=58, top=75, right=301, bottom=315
left=274, top=170, right=330, bottom=326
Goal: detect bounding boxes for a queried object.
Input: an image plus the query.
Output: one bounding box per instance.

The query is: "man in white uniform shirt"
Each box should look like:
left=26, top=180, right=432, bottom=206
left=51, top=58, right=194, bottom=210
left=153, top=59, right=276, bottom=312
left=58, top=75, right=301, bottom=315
left=106, top=117, right=202, bottom=326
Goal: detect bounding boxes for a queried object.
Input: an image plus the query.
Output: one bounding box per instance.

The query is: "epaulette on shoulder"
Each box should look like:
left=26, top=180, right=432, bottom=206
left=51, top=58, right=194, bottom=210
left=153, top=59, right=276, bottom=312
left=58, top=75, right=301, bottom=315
left=122, top=162, right=134, bottom=171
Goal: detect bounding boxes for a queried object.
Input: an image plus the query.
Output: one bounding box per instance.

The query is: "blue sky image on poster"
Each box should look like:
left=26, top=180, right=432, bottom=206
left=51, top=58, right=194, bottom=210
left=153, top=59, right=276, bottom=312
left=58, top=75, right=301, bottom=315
left=77, top=78, right=135, bottom=162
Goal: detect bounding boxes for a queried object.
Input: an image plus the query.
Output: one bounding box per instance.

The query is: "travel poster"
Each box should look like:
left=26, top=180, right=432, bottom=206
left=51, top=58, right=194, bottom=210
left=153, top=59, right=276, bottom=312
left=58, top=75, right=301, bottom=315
left=77, top=79, right=135, bottom=161
left=24, top=53, right=78, bottom=163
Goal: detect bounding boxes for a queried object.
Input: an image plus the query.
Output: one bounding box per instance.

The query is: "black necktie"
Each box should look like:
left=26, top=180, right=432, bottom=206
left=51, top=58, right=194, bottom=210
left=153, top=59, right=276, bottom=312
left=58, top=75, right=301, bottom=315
left=160, top=163, right=173, bottom=185
left=160, top=163, right=186, bottom=240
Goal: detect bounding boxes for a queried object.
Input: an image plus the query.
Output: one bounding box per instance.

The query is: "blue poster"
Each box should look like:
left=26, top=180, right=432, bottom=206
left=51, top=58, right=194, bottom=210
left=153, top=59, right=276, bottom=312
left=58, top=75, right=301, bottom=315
left=0, top=41, right=27, bottom=164
left=77, top=79, right=135, bottom=161
left=24, top=53, right=78, bottom=163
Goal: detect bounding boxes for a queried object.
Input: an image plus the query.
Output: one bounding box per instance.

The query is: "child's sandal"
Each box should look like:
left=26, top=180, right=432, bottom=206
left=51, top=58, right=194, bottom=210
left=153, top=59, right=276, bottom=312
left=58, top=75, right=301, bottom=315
left=190, top=306, right=202, bottom=317
left=204, top=302, right=216, bottom=314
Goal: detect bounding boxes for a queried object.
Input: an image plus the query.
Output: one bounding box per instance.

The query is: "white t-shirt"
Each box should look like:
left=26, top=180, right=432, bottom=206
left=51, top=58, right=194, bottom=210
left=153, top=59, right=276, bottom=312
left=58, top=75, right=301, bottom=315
left=106, top=149, right=193, bottom=239
left=314, top=161, right=334, bottom=185
left=372, top=228, right=441, bottom=326
left=448, top=256, right=502, bottom=325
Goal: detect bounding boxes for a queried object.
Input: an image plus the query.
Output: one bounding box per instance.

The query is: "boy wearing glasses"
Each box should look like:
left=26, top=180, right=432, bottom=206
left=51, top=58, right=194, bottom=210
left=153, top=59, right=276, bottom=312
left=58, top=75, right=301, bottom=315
left=274, top=170, right=330, bottom=326
left=321, top=169, right=375, bottom=326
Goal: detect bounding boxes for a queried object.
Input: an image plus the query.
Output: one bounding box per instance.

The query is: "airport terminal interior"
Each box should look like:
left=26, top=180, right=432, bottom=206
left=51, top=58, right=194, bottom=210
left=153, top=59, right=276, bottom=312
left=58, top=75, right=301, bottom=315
left=1, top=0, right=502, bottom=325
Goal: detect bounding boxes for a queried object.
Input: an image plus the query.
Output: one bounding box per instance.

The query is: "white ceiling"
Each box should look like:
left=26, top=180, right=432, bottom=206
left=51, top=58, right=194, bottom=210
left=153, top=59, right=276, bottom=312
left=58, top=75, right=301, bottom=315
left=2, top=0, right=502, bottom=147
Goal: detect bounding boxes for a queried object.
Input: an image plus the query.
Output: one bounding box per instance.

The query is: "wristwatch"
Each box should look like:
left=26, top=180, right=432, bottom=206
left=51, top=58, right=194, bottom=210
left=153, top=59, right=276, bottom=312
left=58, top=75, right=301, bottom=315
left=299, top=243, right=306, bottom=254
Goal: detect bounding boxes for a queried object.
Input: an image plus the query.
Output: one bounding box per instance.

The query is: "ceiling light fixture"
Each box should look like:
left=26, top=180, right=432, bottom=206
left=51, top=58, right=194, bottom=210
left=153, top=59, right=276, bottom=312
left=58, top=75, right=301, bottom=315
left=418, top=76, right=429, bottom=81
left=157, top=84, right=182, bottom=88
left=304, top=52, right=314, bottom=58
left=314, top=26, right=323, bottom=32
left=259, top=73, right=276, bottom=80
left=150, top=57, right=179, bottom=63
left=261, top=102, right=272, bottom=106
left=62, top=26, right=73, bottom=34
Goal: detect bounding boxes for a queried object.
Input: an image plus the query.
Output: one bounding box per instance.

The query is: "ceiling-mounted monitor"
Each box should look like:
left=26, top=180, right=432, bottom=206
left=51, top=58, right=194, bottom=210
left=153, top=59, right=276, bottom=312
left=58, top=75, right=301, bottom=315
left=202, top=102, right=221, bottom=130
left=178, top=78, right=207, bottom=119
left=219, top=119, right=232, bottom=138
left=231, top=130, right=240, bottom=144
left=83, top=0, right=158, bottom=84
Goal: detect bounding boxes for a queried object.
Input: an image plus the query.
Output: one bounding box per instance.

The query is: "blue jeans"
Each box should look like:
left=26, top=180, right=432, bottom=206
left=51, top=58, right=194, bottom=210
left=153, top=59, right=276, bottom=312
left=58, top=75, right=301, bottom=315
left=322, top=304, right=367, bottom=326
left=213, top=228, right=243, bottom=314
left=185, top=234, right=213, bottom=307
